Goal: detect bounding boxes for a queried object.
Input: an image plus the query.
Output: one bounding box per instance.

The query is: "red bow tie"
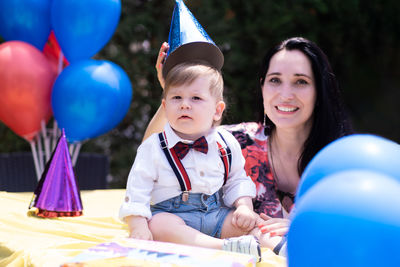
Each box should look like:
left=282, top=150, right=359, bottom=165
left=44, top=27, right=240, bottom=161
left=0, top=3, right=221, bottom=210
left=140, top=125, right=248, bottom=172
left=173, top=136, right=208, bottom=159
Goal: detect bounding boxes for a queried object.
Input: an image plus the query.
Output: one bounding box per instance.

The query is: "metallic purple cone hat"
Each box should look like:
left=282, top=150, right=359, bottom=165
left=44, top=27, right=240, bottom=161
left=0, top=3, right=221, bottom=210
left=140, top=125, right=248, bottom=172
left=29, top=129, right=82, bottom=218
left=162, top=0, right=224, bottom=78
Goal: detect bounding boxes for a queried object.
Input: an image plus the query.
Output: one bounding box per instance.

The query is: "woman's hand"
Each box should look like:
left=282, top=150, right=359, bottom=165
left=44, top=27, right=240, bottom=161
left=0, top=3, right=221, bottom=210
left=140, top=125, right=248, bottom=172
left=155, top=42, right=169, bottom=90
left=257, top=213, right=290, bottom=237
left=141, top=42, right=170, bottom=142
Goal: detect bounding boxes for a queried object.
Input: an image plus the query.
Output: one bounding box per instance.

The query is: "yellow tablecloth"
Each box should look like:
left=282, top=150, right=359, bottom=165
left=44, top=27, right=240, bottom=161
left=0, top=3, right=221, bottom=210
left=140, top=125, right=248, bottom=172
left=0, top=190, right=286, bottom=267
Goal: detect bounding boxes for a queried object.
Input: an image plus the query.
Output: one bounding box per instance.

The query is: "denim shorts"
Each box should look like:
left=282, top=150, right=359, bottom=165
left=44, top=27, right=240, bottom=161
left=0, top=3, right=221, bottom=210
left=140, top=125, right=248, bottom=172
left=151, top=191, right=232, bottom=238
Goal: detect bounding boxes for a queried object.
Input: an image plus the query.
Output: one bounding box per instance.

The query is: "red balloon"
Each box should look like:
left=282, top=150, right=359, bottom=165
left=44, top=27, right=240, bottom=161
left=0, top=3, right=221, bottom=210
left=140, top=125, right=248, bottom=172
left=0, top=41, right=56, bottom=141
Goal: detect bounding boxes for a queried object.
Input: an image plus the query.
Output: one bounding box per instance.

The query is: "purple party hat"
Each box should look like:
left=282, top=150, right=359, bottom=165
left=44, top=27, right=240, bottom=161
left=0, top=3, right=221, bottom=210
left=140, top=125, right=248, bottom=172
left=162, top=0, right=224, bottom=78
left=29, top=129, right=82, bottom=218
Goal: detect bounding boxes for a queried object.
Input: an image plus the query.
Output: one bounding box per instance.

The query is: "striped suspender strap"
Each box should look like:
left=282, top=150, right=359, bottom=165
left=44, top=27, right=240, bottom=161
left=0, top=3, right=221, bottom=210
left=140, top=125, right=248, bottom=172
left=158, top=132, right=191, bottom=192
left=217, top=132, right=232, bottom=185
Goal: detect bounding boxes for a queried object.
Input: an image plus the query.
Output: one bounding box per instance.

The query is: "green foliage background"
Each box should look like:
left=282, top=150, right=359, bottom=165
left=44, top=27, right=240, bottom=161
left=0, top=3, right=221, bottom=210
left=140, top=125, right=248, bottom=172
left=1, top=0, right=399, bottom=188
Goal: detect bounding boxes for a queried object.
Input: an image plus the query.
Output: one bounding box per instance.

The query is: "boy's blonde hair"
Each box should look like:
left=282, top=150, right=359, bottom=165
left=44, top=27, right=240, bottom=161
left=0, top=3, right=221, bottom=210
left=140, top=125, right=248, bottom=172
left=164, top=61, right=224, bottom=102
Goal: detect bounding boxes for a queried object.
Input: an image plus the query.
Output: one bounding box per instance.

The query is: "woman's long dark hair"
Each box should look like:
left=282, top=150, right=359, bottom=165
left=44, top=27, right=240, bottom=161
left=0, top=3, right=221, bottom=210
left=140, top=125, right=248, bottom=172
left=258, top=37, right=353, bottom=175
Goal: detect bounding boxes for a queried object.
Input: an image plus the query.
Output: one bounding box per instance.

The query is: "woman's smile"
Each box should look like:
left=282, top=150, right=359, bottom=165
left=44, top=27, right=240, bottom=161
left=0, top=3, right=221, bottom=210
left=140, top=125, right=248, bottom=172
left=275, top=105, right=299, bottom=113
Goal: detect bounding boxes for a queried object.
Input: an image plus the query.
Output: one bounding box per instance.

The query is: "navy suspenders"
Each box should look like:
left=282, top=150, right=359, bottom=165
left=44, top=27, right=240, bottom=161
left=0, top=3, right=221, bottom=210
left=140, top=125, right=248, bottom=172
left=217, top=132, right=232, bottom=183
left=158, top=131, right=232, bottom=200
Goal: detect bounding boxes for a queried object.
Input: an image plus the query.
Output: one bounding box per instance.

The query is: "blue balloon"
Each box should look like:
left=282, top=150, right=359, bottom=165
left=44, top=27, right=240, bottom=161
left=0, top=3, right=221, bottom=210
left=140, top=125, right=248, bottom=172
left=296, top=134, right=400, bottom=201
left=288, top=170, right=400, bottom=267
left=0, top=0, right=52, bottom=50
left=51, top=0, right=121, bottom=62
left=51, top=60, right=132, bottom=142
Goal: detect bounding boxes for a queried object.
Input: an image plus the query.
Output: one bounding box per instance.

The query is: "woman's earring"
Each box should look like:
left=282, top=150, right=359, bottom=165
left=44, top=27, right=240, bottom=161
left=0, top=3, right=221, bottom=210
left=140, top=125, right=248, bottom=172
left=263, top=114, right=266, bottom=128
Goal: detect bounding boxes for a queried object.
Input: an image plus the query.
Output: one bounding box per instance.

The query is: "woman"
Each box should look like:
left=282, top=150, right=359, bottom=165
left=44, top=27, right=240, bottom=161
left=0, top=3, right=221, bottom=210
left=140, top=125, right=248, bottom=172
left=144, top=37, right=353, bottom=235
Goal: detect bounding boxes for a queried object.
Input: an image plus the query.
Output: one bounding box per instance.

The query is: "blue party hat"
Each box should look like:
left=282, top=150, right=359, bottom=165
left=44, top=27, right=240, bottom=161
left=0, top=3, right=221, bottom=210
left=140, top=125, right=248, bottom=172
left=162, top=0, right=224, bottom=78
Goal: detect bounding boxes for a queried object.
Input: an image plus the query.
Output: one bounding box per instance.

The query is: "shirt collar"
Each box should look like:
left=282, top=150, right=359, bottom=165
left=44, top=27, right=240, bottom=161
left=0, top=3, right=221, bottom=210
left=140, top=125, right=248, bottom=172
left=163, top=123, right=217, bottom=149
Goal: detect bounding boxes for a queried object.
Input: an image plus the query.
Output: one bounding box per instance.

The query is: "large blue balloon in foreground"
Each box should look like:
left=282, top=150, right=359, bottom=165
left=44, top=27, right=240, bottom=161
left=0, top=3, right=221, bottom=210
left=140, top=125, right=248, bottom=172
left=296, top=134, right=400, bottom=201
left=288, top=170, right=400, bottom=267
left=0, top=0, right=52, bottom=50
left=52, top=60, right=132, bottom=143
left=51, top=0, right=121, bottom=62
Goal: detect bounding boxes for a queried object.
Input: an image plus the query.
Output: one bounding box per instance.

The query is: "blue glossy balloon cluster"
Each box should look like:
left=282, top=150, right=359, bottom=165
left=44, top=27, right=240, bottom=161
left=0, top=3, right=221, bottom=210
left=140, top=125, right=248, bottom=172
left=288, top=134, right=400, bottom=266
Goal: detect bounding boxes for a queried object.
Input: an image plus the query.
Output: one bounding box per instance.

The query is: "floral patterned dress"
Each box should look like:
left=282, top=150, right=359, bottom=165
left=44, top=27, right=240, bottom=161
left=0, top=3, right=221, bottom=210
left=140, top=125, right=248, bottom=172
left=221, top=122, right=295, bottom=218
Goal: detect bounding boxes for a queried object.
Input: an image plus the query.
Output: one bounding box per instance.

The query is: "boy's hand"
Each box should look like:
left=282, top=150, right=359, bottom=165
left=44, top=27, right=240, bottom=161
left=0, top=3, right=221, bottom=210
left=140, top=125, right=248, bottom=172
left=257, top=213, right=290, bottom=237
left=126, top=215, right=153, bottom=240
left=155, top=42, right=169, bottom=90
left=129, top=224, right=153, bottom=240
left=232, top=205, right=258, bottom=232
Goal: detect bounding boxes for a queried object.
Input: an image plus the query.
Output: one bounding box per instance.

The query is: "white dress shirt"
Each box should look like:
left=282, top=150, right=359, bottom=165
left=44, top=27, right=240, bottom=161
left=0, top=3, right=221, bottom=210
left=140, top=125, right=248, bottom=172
left=119, top=123, right=256, bottom=221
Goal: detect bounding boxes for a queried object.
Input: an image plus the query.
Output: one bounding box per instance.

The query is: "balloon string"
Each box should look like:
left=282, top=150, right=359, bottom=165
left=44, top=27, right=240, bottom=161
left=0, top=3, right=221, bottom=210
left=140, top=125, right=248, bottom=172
left=36, top=134, right=44, bottom=173
left=41, top=120, right=51, bottom=162
left=52, top=120, right=59, bottom=151
left=69, top=144, right=75, bottom=160
left=72, top=142, right=81, bottom=167
left=30, top=140, right=41, bottom=181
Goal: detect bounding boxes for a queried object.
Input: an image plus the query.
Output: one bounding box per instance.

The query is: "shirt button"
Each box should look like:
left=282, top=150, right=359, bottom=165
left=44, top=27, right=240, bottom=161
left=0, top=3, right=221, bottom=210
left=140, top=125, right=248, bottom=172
left=199, top=171, right=205, bottom=177
left=125, top=196, right=130, bottom=202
